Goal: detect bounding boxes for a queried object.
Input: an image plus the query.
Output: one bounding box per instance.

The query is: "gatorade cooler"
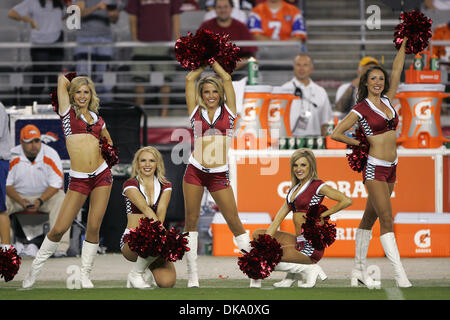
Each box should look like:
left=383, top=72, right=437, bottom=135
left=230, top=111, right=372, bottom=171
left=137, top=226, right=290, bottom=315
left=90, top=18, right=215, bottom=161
left=280, top=211, right=384, bottom=257
left=394, top=213, right=450, bottom=257
left=396, top=83, right=450, bottom=148
left=262, top=86, right=299, bottom=147
left=211, top=212, right=272, bottom=256
left=233, top=85, right=272, bottom=150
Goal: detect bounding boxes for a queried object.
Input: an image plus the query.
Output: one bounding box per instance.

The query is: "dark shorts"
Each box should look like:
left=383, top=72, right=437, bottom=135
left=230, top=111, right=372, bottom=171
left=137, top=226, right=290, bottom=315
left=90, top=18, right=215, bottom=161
left=183, top=164, right=230, bottom=193
left=363, top=156, right=397, bottom=184
left=68, top=163, right=113, bottom=195
left=0, top=159, right=8, bottom=212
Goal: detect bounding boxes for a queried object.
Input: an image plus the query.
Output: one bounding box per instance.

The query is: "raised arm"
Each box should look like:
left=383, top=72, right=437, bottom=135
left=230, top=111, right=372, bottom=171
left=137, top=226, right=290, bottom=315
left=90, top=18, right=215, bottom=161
left=185, top=66, right=205, bottom=115
left=57, top=74, right=71, bottom=115
left=211, top=61, right=236, bottom=114
left=386, top=37, right=407, bottom=101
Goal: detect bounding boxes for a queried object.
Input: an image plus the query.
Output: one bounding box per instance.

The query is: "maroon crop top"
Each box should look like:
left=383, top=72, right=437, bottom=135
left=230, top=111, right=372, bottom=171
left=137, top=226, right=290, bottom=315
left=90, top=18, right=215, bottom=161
left=189, top=105, right=235, bottom=139
left=59, top=106, right=105, bottom=140
left=122, top=176, right=172, bottom=214
left=351, top=97, right=398, bottom=136
left=286, top=179, right=326, bottom=213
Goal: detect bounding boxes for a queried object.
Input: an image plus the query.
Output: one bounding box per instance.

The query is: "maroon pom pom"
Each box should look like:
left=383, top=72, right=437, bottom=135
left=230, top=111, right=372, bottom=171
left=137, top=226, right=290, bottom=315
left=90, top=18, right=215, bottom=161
left=346, top=126, right=369, bottom=172
left=100, top=137, right=119, bottom=168
left=175, top=29, right=241, bottom=73
left=394, top=10, right=432, bottom=54
left=0, top=246, right=22, bottom=282
left=123, top=218, right=166, bottom=258
left=302, top=205, right=336, bottom=251
left=160, top=228, right=190, bottom=262
left=238, top=234, right=283, bottom=280
left=50, top=72, right=77, bottom=113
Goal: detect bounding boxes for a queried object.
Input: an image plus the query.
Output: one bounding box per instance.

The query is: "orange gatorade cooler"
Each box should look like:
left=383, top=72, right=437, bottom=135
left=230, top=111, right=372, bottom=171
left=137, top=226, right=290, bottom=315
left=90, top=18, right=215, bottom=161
left=233, top=85, right=272, bottom=150
left=262, top=86, right=299, bottom=147
left=211, top=212, right=272, bottom=256
left=396, top=83, right=450, bottom=148
left=394, top=213, right=450, bottom=257
left=280, top=211, right=384, bottom=257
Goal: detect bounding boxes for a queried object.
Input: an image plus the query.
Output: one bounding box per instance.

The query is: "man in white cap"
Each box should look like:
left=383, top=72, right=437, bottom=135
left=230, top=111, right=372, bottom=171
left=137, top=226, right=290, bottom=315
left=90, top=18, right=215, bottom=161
left=6, top=124, right=69, bottom=257
left=335, top=56, right=380, bottom=115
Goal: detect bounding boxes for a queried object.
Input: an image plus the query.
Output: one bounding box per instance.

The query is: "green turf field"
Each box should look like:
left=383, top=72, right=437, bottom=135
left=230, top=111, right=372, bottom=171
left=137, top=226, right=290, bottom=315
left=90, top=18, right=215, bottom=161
left=1, top=279, right=449, bottom=300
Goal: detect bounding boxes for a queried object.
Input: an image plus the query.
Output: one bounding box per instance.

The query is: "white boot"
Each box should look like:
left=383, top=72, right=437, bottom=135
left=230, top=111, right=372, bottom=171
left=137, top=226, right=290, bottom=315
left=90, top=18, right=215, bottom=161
left=273, top=272, right=301, bottom=288
left=143, top=268, right=157, bottom=287
left=351, top=229, right=381, bottom=289
left=127, top=256, right=157, bottom=289
left=380, top=232, right=412, bottom=288
left=185, top=232, right=199, bottom=288
left=234, top=233, right=261, bottom=288
left=274, top=262, right=327, bottom=288
left=80, top=241, right=99, bottom=289
left=22, top=236, right=59, bottom=289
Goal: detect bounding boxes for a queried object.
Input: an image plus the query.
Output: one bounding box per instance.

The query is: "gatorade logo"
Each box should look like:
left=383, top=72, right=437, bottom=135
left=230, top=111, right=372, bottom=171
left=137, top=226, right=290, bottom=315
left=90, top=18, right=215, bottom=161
left=413, top=99, right=435, bottom=120
left=414, top=60, right=422, bottom=69
left=268, top=101, right=283, bottom=122
left=414, top=229, right=431, bottom=253
left=242, top=99, right=259, bottom=121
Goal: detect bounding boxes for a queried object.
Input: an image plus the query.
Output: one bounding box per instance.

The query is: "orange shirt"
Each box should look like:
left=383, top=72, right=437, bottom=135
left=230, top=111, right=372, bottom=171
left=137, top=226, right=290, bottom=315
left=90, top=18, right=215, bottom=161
left=431, top=23, right=450, bottom=61
left=247, top=2, right=306, bottom=40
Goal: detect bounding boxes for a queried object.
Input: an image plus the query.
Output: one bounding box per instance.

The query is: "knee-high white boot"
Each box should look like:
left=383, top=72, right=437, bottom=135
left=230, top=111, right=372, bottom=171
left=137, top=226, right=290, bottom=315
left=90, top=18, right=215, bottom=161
left=127, top=256, right=158, bottom=289
left=185, top=232, right=199, bottom=288
left=274, top=262, right=327, bottom=288
left=80, top=240, right=99, bottom=289
left=234, top=233, right=261, bottom=288
left=351, top=229, right=381, bottom=289
left=22, top=236, right=59, bottom=289
left=380, top=232, right=412, bottom=288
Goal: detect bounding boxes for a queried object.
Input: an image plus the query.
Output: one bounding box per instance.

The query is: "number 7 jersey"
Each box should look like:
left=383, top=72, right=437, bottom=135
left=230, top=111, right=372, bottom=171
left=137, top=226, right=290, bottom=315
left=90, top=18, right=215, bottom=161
left=247, top=2, right=307, bottom=40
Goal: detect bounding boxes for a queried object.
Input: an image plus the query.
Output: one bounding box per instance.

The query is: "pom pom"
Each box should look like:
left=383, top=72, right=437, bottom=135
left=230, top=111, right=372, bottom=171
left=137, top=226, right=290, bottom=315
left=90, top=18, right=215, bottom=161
left=302, top=205, right=336, bottom=251
left=160, top=228, right=190, bottom=262
left=175, top=29, right=241, bottom=73
left=123, top=218, right=166, bottom=258
left=394, top=10, right=432, bottom=54
left=100, top=137, right=119, bottom=168
left=50, top=72, right=77, bottom=113
left=0, top=246, right=21, bottom=282
left=237, top=234, right=283, bottom=280
left=346, top=126, right=369, bottom=172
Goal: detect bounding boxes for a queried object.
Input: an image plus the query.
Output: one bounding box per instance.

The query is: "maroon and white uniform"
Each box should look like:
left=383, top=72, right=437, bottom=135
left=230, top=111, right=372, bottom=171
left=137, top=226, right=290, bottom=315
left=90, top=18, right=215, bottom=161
left=59, top=106, right=112, bottom=195
left=286, top=179, right=326, bottom=263
left=120, top=176, right=172, bottom=250
left=59, top=106, right=106, bottom=140
left=351, top=97, right=398, bottom=183
left=122, top=176, right=172, bottom=215
left=183, top=105, right=235, bottom=193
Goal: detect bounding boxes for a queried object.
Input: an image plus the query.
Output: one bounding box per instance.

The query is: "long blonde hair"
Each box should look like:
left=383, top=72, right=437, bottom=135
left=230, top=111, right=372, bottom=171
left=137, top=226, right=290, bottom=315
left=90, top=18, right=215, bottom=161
left=195, top=75, right=225, bottom=110
left=68, top=76, right=100, bottom=118
left=130, top=146, right=169, bottom=185
left=289, top=148, right=318, bottom=187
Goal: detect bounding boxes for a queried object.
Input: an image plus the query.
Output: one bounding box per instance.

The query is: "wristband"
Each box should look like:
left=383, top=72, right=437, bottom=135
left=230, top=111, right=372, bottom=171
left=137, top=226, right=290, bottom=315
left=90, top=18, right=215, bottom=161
left=37, top=198, right=44, bottom=206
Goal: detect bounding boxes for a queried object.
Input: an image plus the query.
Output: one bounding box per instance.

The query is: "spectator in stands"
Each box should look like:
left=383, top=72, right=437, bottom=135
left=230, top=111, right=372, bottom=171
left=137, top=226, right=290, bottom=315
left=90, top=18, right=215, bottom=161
left=198, top=0, right=258, bottom=69
left=203, top=0, right=248, bottom=24
left=126, top=0, right=183, bottom=117
left=431, top=21, right=450, bottom=68
left=281, top=53, right=333, bottom=137
left=6, top=125, right=68, bottom=257
left=247, top=0, right=306, bottom=43
left=8, top=0, right=65, bottom=104
left=0, top=102, right=11, bottom=251
left=335, top=56, right=380, bottom=115
left=120, top=146, right=175, bottom=289
left=73, top=1, right=120, bottom=102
